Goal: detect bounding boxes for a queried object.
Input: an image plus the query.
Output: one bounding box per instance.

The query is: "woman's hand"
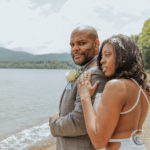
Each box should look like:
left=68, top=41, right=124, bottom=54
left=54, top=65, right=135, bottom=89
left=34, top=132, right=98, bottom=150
left=78, top=72, right=99, bottom=101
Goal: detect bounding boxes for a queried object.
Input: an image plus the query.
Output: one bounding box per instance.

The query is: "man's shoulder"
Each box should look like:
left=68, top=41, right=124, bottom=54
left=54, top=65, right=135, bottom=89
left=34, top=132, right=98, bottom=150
left=87, top=66, right=105, bottom=77
left=86, top=66, right=107, bottom=88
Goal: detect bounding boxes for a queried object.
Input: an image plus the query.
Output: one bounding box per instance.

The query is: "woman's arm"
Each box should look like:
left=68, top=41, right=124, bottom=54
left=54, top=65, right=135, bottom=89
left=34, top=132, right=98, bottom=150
left=78, top=75, right=126, bottom=149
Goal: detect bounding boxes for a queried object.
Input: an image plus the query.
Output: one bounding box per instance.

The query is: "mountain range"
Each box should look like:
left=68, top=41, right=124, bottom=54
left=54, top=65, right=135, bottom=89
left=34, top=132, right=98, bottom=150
left=0, top=47, right=72, bottom=62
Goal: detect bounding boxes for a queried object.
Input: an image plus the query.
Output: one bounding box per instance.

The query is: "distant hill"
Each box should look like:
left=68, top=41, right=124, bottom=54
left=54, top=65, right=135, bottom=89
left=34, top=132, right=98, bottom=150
left=33, top=53, right=72, bottom=61
left=0, top=47, right=72, bottom=62
left=0, top=47, right=76, bottom=69
left=0, top=47, right=34, bottom=61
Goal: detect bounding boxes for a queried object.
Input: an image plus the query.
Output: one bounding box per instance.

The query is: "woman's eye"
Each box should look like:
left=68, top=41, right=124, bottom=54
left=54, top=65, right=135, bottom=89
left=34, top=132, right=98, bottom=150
left=105, top=53, right=111, bottom=56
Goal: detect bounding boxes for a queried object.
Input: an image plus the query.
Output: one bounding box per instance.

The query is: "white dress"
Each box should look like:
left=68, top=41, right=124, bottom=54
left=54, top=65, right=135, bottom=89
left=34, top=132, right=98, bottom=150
left=93, top=79, right=149, bottom=150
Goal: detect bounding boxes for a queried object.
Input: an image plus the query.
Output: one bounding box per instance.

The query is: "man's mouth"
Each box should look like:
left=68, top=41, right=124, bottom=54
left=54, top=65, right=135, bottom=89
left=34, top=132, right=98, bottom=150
left=74, top=54, right=81, bottom=59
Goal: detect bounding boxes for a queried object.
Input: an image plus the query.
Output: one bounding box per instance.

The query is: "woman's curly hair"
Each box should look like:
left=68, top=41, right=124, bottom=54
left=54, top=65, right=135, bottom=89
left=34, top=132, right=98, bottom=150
left=97, top=34, right=150, bottom=93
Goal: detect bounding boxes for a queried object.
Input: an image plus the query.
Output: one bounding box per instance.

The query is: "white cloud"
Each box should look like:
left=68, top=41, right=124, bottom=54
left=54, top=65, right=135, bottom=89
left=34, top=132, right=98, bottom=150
left=0, top=0, right=149, bottom=54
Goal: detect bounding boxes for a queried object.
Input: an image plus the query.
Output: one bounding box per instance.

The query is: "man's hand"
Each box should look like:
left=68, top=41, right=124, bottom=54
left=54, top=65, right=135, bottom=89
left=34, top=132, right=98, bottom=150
left=49, top=112, right=59, bottom=127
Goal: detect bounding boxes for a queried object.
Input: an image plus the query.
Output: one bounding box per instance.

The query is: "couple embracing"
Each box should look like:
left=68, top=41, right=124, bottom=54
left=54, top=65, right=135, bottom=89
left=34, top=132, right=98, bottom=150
left=49, top=26, right=150, bottom=150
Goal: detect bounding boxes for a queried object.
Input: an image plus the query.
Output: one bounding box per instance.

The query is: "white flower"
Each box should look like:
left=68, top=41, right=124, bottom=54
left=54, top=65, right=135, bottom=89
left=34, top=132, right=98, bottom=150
left=65, top=69, right=82, bottom=82
left=110, top=38, right=125, bottom=50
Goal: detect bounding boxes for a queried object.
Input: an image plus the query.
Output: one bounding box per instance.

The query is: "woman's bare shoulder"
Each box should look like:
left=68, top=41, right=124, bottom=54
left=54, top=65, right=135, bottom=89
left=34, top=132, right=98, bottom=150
left=101, top=79, right=128, bottom=106
left=103, top=79, right=128, bottom=98
left=105, top=79, right=127, bottom=90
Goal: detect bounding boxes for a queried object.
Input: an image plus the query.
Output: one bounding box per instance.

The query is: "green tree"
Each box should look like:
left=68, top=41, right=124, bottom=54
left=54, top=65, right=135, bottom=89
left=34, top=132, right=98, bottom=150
left=131, top=34, right=139, bottom=44
left=138, top=19, right=150, bottom=69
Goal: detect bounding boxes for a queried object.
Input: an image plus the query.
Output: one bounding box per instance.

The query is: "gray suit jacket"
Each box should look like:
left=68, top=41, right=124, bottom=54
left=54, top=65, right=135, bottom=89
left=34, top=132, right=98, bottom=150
left=50, top=57, right=107, bottom=150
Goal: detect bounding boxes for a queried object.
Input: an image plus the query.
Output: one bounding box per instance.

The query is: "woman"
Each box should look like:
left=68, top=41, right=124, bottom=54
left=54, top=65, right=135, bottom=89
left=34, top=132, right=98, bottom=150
left=78, top=34, right=150, bottom=150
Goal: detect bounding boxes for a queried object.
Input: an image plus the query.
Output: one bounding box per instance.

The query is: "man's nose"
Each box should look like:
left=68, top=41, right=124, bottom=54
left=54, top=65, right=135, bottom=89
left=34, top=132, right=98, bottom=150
left=72, top=45, right=79, bottom=52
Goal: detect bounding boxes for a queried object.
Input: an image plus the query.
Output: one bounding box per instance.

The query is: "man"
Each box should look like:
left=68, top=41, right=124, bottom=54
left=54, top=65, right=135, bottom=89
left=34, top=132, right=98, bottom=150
left=49, top=26, right=107, bottom=150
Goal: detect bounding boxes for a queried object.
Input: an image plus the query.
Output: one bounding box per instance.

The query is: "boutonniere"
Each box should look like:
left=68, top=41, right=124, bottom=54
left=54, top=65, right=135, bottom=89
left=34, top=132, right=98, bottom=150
left=65, top=68, right=83, bottom=83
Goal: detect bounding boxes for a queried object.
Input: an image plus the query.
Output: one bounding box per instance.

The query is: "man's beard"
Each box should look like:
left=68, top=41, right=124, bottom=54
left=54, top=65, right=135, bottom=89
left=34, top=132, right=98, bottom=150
left=73, top=53, right=92, bottom=66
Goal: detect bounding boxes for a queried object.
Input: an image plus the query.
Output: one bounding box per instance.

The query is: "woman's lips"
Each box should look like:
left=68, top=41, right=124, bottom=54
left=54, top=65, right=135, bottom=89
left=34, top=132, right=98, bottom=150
left=102, top=66, right=107, bottom=72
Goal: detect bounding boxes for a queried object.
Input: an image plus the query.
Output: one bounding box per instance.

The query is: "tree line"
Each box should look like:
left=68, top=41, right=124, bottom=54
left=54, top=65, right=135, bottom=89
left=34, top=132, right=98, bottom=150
left=0, top=60, right=77, bottom=69
left=131, top=18, right=150, bottom=70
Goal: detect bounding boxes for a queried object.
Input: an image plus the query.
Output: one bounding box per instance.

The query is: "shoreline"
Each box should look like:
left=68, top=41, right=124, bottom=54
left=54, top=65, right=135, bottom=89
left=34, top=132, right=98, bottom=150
left=28, top=138, right=56, bottom=150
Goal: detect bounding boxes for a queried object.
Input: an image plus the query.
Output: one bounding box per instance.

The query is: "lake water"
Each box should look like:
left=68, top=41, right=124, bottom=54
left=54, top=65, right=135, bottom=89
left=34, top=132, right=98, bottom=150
left=0, top=69, right=68, bottom=149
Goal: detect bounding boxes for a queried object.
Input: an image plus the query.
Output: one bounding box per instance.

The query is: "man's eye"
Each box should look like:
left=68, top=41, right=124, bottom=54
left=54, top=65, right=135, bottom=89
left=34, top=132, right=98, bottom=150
left=79, top=42, right=85, bottom=45
left=70, top=44, right=74, bottom=48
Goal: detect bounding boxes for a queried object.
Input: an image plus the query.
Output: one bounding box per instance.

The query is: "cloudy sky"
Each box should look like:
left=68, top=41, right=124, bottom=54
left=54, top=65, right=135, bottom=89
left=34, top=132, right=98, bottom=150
left=0, top=0, right=149, bottom=54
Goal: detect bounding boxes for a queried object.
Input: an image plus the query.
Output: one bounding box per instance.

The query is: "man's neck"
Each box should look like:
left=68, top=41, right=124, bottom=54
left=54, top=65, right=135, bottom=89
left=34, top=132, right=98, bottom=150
left=82, top=55, right=98, bottom=70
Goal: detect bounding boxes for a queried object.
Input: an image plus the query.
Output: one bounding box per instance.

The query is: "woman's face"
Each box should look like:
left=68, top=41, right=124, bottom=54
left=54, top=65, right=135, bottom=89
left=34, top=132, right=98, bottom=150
left=100, top=43, right=116, bottom=77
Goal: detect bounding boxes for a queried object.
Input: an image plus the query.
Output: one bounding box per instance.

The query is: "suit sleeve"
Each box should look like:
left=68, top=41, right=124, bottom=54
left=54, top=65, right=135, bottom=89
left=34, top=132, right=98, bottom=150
left=50, top=69, right=107, bottom=137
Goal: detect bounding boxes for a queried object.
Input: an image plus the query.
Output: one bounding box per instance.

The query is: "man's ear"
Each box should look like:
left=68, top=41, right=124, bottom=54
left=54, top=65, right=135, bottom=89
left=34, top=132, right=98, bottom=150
left=94, top=39, right=100, bottom=54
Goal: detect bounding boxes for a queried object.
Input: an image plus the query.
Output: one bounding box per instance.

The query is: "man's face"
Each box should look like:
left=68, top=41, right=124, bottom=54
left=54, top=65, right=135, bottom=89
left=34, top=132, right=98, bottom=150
left=70, top=31, right=97, bottom=66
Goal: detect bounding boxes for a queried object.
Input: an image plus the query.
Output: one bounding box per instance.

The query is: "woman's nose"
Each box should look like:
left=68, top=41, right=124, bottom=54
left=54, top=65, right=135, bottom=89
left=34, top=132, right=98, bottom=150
left=100, top=57, right=105, bottom=64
